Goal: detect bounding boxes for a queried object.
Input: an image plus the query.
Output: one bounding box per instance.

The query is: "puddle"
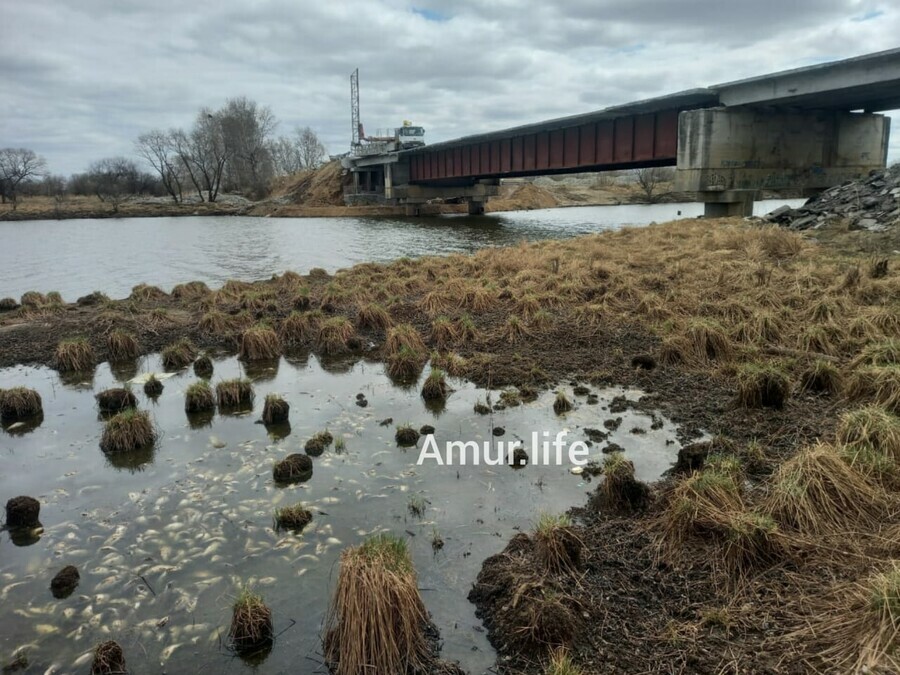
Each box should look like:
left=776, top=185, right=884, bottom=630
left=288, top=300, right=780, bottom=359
left=0, top=353, right=689, bottom=673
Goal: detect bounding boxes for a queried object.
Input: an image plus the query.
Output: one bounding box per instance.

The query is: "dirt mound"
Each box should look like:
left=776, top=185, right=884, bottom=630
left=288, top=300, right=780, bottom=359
left=270, top=161, right=346, bottom=207
left=486, top=183, right=560, bottom=212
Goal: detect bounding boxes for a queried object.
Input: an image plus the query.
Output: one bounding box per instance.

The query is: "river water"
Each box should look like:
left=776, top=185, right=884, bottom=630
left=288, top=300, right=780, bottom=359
left=0, top=201, right=790, bottom=673
left=0, top=200, right=802, bottom=301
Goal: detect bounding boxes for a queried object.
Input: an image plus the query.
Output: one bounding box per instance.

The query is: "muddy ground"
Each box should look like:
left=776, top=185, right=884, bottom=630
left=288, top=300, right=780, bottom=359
left=2, top=217, right=898, bottom=673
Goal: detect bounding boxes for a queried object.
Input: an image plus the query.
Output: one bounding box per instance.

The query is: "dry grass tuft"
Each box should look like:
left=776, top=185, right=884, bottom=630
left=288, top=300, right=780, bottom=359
left=836, top=405, right=900, bottom=461
left=553, top=391, right=573, bottom=415
left=597, top=452, right=650, bottom=511
left=851, top=339, right=900, bottom=369
left=421, top=368, right=448, bottom=401
left=660, top=464, right=743, bottom=550
left=239, top=324, right=281, bottom=361
left=386, top=323, right=427, bottom=356
left=315, top=316, right=356, bottom=354
left=682, top=318, right=733, bottom=363
left=430, top=316, right=457, bottom=350
left=161, top=338, right=197, bottom=370
left=216, top=378, right=255, bottom=409
left=274, top=503, right=312, bottom=532
left=534, top=513, right=583, bottom=575
left=545, top=648, right=584, bottom=675
left=356, top=302, right=393, bottom=331
left=846, top=365, right=900, bottom=414
left=95, top=387, right=137, bottom=413
left=143, top=374, right=163, bottom=398
left=799, top=359, right=842, bottom=395
left=736, top=362, right=791, bottom=409
left=279, top=310, right=320, bottom=344
left=229, top=587, right=274, bottom=655
left=171, top=280, right=210, bottom=300
left=273, top=453, right=313, bottom=483
left=323, top=534, right=431, bottom=675
left=99, top=409, right=156, bottom=454
left=185, top=381, right=215, bottom=413
left=106, top=330, right=139, bottom=361
left=262, top=394, right=289, bottom=425
left=0, top=387, right=43, bottom=421
left=91, top=640, right=126, bottom=675
left=55, top=338, right=95, bottom=372
left=129, top=283, right=167, bottom=302
left=764, top=442, right=887, bottom=535
left=198, top=310, right=230, bottom=335
left=387, top=347, right=426, bottom=383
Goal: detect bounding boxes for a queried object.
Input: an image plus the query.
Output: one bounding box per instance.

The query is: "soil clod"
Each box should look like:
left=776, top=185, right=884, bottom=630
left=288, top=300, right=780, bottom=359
left=50, top=565, right=80, bottom=599
left=273, top=453, right=313, bottom=484
left=5, top=496, right=41, bottom=529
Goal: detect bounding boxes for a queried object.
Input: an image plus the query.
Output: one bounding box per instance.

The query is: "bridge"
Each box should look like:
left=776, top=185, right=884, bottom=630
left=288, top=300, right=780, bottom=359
left=342, top=48, right=899, bottom=216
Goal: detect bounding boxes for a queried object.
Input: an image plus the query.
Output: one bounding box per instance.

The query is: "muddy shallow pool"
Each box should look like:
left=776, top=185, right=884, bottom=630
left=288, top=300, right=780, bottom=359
left=1, top=353, right=690, bottom=673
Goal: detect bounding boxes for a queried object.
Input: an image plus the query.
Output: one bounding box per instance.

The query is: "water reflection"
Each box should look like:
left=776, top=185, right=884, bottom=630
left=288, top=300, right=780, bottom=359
left=0, top=354, right=691, bottom=674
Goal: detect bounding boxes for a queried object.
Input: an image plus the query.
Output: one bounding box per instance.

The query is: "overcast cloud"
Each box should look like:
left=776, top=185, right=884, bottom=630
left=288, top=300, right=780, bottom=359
left=1, top=0, right=898, bottom=175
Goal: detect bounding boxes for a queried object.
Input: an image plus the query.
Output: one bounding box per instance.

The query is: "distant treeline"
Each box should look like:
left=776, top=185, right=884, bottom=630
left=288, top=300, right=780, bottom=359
left=1, top=96, right=327, bottom=208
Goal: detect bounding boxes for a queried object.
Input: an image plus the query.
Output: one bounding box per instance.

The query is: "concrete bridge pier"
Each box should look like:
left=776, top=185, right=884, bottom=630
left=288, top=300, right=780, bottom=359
left=676, top=107, right=890, bottom=218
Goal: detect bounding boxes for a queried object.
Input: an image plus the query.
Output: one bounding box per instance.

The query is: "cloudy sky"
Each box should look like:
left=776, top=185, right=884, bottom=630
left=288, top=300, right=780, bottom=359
left=1, top=0, right=898, bottom=176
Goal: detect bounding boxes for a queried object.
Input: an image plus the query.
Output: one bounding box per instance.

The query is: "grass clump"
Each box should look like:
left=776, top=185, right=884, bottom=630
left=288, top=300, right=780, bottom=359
left=305, top=430, right=334, bottom=456
left=683, top=318, right=733, bottom=363
left=420, top=368, right=448, bottom=401
left=764, top=442, right=886, bottom=535
left=99, top=409, right=156, bottom=454
left=239, top=324, right=281, bottom=361
left=316, top=316, right=356, bottom=355
left=660, top=464, right=743, bottom=549
left=323, top=533, right=430, bottom=675
left=545, top=649, right=584, bottom=675
left=356, top=302, right=393, bottom=331
left=193, top=354, right=214, bottom=378
left=91, top=640, right=126, bottom=675
left=0, top=387, right=42, bottom=421
left=837, top=405, right=900, bottom=460
left=553, top=391, right=573, bottom=415
left=106, top=330, right=139, bottom=361
left=851, top=339, right=900, bottom=369
left=387, top=347, right=426, bottom=383
left=385, top=323, right=427, bottom=356
left=95, top=387, right=137, bottom=413
left=534, top=513, right=583, bottom=575
left=430, top=316, right=456, bottom=350
left=799, top=359, right=842, bottom=395
left=597, top=452, right=650, bottom=511
left=395, top=424, right=420, bottom=447
left=720, top=510, right=787, bottom=578
left=216, top=378, right=254, bottom=409
left=143, top=374, right=163, bottom=398
left=171, top=280, right=210, bottom=299
left=129, top=283, right=167, bottom=302
left=185, top=381, right=215, bottom=413
left=846, top=365, right=900, bottom=414
left=279, top=310, right=319, bottom=344
left=736, top=362, right=791, bottom=409
left=198, top=310, right=230, bottom=335
left=229, top=587, right=274, bottom=655
left=262, top=394, right=289, bottom=425
left=274, top=503, right=312, bottom=532
left=160, top=338, right=197, bottom=370
left=55, top=338, right=95, bottom=372
left=273, top=453, right=313, bottom=483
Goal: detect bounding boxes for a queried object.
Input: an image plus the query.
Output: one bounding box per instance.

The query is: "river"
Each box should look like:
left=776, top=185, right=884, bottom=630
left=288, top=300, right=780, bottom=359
left=0, top=200, right=803, bottom=301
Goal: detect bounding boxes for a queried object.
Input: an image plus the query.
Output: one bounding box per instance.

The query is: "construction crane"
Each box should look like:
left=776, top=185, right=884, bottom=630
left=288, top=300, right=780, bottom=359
left=350, top=69, right=425, bottom=156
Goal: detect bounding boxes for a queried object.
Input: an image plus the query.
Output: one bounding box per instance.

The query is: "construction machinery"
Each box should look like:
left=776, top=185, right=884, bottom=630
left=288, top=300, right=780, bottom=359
left=350, top=69, right=425, bottom=156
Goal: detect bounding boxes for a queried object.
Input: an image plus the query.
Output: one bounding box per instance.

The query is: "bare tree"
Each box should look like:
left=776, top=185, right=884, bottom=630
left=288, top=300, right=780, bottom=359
left=87, top=157, right=142, bottom=212
left=0, top=148, right=47, bottom=207
left=268, top=136, right=304, bottom=176
left=296, top=127, right=326, bottom=170
left=188, top=109, right=231, bottom=203
left=634, top=167, right=675, bottom=203
left=219, top=96, right=276, bottom=197
left=136, top=130, right=183, bottom=203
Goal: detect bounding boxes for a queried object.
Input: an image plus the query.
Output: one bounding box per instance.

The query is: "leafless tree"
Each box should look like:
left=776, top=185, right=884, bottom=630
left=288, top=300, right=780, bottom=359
left=296, top=127, right=326, bottom=170
left=0, top=147, right=47, bottom=207
left=268, top=136, right=304, bottom=176
left=136, top=130, right=183, bottom=203
left=87, top=157, right=143, bottom=212
left=219, top=97, right=276, bottom=197
left=634, top=167, right=675, bottom=203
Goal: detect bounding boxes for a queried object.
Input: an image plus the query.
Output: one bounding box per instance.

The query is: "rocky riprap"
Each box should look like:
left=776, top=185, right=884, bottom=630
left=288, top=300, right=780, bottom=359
left=765, top=165, right=900, bottom=231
